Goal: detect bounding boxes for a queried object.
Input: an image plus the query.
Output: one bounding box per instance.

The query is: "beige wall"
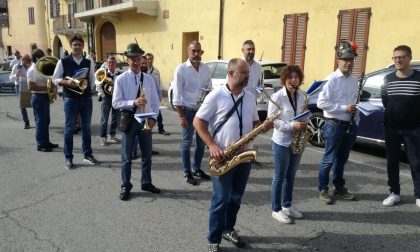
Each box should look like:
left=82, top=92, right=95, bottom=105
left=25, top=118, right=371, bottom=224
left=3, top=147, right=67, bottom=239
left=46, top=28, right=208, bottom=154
left=1, top=0, right=48, bottom=58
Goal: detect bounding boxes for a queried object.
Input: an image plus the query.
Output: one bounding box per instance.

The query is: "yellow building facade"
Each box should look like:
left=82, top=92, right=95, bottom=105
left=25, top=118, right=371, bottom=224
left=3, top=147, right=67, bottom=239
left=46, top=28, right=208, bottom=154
left=5, top=0, right=419, bottom=90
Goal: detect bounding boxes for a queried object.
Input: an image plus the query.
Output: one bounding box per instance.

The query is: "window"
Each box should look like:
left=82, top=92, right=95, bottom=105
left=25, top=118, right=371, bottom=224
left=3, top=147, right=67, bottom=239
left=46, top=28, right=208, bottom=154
left=363, top=71, right=390, bottom=99
left=282, top=13, right=308, bottom=71
left=50, top=0, right=59, bottom=18
left=261, top=63, right=287, bottom=80
left=212, top=63, right=228, bottom=79
left=28, top=7, right=35, bottom=24
left=68, top=3, right=76, bottom=28
left=336, top=8, right=371, bottom=78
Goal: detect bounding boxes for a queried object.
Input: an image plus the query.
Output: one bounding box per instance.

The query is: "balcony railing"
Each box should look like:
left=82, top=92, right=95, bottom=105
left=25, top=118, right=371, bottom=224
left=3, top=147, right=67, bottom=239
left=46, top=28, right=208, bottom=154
left=75, top=0, right=126, bottom=12
left=53, top=15, right=87, bottom=35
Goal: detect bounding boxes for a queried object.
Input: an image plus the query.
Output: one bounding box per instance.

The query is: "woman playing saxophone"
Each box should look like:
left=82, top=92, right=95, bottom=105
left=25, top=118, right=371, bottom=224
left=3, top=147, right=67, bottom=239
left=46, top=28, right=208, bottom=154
left=268, top=65, right=306, bottom=224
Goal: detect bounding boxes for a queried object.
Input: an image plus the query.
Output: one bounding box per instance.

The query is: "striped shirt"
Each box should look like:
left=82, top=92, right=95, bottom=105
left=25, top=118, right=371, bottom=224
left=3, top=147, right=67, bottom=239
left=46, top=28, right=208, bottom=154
left=381, top=70, right=420, bottom=129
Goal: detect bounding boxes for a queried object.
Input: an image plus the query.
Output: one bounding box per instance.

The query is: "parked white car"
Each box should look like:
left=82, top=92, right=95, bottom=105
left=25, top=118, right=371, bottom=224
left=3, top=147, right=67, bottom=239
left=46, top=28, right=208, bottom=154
left=168, top=60, right=287, bottom=121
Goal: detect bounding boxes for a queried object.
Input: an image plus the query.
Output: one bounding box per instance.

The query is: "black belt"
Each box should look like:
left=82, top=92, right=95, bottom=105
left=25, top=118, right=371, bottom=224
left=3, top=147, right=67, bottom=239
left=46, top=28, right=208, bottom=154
left=32, top=93, right=48, bottom=96
left=326, top=118, right=350, bottom=125
left=183, top=106, right=197, bottom=112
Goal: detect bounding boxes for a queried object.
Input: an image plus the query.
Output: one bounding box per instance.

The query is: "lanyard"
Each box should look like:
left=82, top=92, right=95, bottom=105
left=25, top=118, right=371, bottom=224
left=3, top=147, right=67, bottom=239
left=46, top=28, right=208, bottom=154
left=230, top=93, right=243, bottom=138
left=286, top=88, right=297, bottom=116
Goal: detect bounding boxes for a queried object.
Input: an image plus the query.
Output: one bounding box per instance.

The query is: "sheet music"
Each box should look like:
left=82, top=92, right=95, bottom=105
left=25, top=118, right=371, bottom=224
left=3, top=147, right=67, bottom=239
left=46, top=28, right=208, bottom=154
left=356, top=102, right=382, bottom=116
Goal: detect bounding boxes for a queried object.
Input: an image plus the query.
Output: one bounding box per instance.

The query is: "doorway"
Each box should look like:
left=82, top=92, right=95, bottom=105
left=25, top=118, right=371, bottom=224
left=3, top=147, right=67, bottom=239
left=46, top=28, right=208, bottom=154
left=100, top=22, right=116, bottom=61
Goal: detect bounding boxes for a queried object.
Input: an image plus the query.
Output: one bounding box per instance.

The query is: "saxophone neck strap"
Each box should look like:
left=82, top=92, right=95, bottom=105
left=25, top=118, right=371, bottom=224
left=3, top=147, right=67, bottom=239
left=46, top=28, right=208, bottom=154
left=212, top=95, right=244, bottom=139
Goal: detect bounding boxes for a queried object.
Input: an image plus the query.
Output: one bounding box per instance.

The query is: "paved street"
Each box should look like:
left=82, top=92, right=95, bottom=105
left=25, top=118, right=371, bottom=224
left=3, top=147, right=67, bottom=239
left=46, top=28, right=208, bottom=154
left=0, top=93, right=419, bottom=252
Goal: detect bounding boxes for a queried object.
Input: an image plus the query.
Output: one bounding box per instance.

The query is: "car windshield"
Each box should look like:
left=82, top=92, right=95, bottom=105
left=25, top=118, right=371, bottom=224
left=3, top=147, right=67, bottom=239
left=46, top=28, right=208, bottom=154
left=0, top=72, right=10, bottom=83
left=261, top=63, right=287, bottom=79
left=363, top=71, right=390, bottom=98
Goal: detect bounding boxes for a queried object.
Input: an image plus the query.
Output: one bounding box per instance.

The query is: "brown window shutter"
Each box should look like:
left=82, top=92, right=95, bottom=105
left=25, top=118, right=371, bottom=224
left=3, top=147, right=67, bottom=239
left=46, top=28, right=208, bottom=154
left=282, top=15, right=294, bottom=65
left=282, top=13, right=308, bottom=71
left=335, top=8, right=371, bottom=78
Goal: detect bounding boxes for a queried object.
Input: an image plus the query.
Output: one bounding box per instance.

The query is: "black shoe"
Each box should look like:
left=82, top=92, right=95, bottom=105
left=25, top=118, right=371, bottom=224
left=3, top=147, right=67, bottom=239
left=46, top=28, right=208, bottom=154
left=37, top=147, right=52, bottom=152
left=185, top=173, right=198, bottom=185
left=152, top=150, right=160, bottom=155
left=223, top=230, right=246, bottom=248
left=24, top=122, right=30, bottom=129
left=119, top=187, right=131, bottom=201
left=132, top=153, right=138, bottom=160
left=47, top=143, right=59, bottom=149
left=159, top=130, right=170, bottom=135
left=141, top=183, right=161, bottom=194
left=83, top=155, right=98, bottom=165
left=208, top=243, right=220, bottom=252
left=65, top=159, right=75, bottom=170
left=192, top=169, right=211, bottom=180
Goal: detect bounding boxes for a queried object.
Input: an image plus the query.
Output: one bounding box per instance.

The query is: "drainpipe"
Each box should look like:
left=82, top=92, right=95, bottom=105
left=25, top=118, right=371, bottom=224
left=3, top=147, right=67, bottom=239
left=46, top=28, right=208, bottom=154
left=217, top=0, right=224, bottom=60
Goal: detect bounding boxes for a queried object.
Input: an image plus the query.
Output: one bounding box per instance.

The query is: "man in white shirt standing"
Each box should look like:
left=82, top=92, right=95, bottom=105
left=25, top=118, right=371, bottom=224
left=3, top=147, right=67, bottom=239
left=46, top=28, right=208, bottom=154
left=242, top=40, right=261, bottom=100
left=194, top=58, right=272, bottom=252
left=317, top=41, right=359, bottom=204
left=9, top=51, right=22, bottom=69
left=112, top=43, right=161, bottom=201
left=172, top=40, right=212, bottom=185
left=9, top=53, right=32, bottom=129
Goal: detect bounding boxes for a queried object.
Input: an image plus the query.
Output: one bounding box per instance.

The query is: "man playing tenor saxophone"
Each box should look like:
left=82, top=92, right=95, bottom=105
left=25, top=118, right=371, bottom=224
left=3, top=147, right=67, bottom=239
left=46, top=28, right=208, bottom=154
left=194, top=58, right=272, bottom=252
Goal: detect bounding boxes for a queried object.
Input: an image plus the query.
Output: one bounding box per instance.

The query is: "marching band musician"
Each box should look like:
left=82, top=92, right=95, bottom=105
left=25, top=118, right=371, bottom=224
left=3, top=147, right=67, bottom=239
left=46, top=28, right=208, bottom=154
left=194, top=58, right=272, bottom=252
left=52, top=35, right=98, bottom=170
left=172, top=40, right=212, bottom=185
left=112, top=43, right=161, bottom=201
left=96, top=56, right=121, bottom=146
left=268, top=65, right=306, bottom=224
left=27, top=49, right=59, bottom=152
left=317, top=41, right=359, bottom=204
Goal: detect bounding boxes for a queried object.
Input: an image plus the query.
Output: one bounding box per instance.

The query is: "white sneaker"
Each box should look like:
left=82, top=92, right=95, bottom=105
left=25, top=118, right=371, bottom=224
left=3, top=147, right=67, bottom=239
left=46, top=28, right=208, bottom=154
left=100, top=137, right=108, bottom=146
left=282, top=206, right=303, bottom=219
left=416, top=199, right=420, bottom=208
left=272, top=211, right=291, bottom=224
left=108, top=136, right=120, bottom=143
left=382, top=193, right=401, bottom=207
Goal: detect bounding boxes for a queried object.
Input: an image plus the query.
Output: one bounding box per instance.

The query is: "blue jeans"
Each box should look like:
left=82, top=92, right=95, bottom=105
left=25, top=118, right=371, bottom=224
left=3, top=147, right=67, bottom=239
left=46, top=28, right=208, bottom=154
left=120, top=119, right=153, bottom=189
left=318, top=120, right=357, bottom=191
left=181, top=108, right=205, bottom=174
left=31, top=94, right=50, bottom=148
left=15, top=85, right=29, bottom=123
left=271, top=141, right=302, bottom=211
left=385, top=127, right=420, bottom=198
left=208, top=162, right=252, bottom=244
left=100, top=96, right=119, bottom=138
left=63, top=97, right=93, bottom=159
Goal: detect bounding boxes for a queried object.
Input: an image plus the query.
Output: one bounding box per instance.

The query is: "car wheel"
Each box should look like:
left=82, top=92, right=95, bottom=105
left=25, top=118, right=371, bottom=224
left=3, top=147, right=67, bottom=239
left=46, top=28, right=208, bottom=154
left=308, top=112, right=325, bottom=147
left=258, top=110, right=267, bottom=122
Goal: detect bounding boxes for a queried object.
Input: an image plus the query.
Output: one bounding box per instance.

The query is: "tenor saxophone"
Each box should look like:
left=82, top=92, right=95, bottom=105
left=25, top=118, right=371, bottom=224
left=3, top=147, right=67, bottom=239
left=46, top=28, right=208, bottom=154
left=208, top=89, right=282, bottom=176
left=290, top=90, right=312, bottom=155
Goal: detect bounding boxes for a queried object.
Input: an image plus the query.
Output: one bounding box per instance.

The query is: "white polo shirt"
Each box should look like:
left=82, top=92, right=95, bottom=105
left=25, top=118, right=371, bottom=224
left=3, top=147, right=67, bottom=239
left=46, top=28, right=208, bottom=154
left=27, top=64, right=48, bottom=94
left=196, top=84, right=259, bottom=150
left=172, top=59, right=211, bottom=109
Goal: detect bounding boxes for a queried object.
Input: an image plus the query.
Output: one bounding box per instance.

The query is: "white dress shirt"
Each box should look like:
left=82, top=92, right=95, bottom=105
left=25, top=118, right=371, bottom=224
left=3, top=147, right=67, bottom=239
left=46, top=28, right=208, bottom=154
left=27, top=64, right=48, bottom=94
left=9, top=63, right=29, bottom=92
left=172, top=59, right=211, bottom=109
left=148, top=66, right=162, bottom=99
left=243, top=58, right=261, bottom=100
left=268, top=87, right=306, bottom=147
left=196, top=84, right=259, bottom=150
left=112, top=69, right=159, bottom=118
left=10, top=57, right=21, bottom=68
left=52, top=55, right=95, bottom=89
left=317, top=69, right=360, bottom=123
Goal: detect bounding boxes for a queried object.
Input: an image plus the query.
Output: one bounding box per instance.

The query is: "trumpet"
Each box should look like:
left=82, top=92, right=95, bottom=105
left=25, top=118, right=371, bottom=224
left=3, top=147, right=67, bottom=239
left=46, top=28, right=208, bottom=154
left=64, top=77, right=88, bottom=95
left=139, top=87, right=151, bottom=130
left=95, top=68, right=114, bottom=96
left=34, top=56, right=58, bottom=103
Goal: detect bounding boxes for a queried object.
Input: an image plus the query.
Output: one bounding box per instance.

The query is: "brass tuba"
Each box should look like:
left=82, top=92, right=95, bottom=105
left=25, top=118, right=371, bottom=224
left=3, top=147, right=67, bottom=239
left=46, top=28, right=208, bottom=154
left=95, top=68, right=114, bottom=96
left=35, top=56, right=58, bottom=103
left=290, top=90, right=312, bottom=154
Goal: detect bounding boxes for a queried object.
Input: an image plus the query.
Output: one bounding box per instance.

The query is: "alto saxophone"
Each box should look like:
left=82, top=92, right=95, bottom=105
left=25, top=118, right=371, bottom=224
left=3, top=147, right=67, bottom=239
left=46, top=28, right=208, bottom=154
left=290, top=90, right=312, bottom=155
left=208, top=89, right=283, bottom=176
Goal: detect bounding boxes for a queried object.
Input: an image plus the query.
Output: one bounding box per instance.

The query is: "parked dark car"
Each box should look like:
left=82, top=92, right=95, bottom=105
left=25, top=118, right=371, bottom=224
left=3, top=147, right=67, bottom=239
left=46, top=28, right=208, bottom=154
left=0, top=71, right=15, bottom=93
left=306, top=65, right=420, bottom=147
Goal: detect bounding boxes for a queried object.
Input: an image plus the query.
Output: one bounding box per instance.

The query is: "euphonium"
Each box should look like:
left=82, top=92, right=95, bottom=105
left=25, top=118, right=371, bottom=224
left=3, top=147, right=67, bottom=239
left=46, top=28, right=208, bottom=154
left=95, top=68, right=114, bottom=96
left=209, top=88, right=283, bottom=176
left=35, top=56, right=58, bottom=103
left=290, top=90, right=312, bottom=154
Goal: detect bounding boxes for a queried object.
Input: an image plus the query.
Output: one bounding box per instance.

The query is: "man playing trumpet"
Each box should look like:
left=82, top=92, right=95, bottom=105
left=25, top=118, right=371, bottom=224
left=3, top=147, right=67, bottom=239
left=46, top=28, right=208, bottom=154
left=96, top=56, right=121, bottom=146
left=112, top=43, right=161, bottom=201
left=52, top=35, right=97, bottom=169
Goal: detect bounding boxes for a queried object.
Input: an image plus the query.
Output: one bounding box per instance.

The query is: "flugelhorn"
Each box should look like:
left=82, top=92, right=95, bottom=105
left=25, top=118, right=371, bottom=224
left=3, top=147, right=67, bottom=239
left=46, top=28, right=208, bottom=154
left=95, top=68, right=114, bottom=96
left=64, top=77, right=88, bottom=95
left=34, top=56, right=58, bottom=103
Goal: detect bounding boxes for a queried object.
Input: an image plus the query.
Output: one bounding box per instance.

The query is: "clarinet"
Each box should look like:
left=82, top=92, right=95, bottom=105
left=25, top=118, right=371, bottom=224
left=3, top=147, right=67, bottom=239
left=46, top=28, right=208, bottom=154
left=347, top=72, right=365, bottom=134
